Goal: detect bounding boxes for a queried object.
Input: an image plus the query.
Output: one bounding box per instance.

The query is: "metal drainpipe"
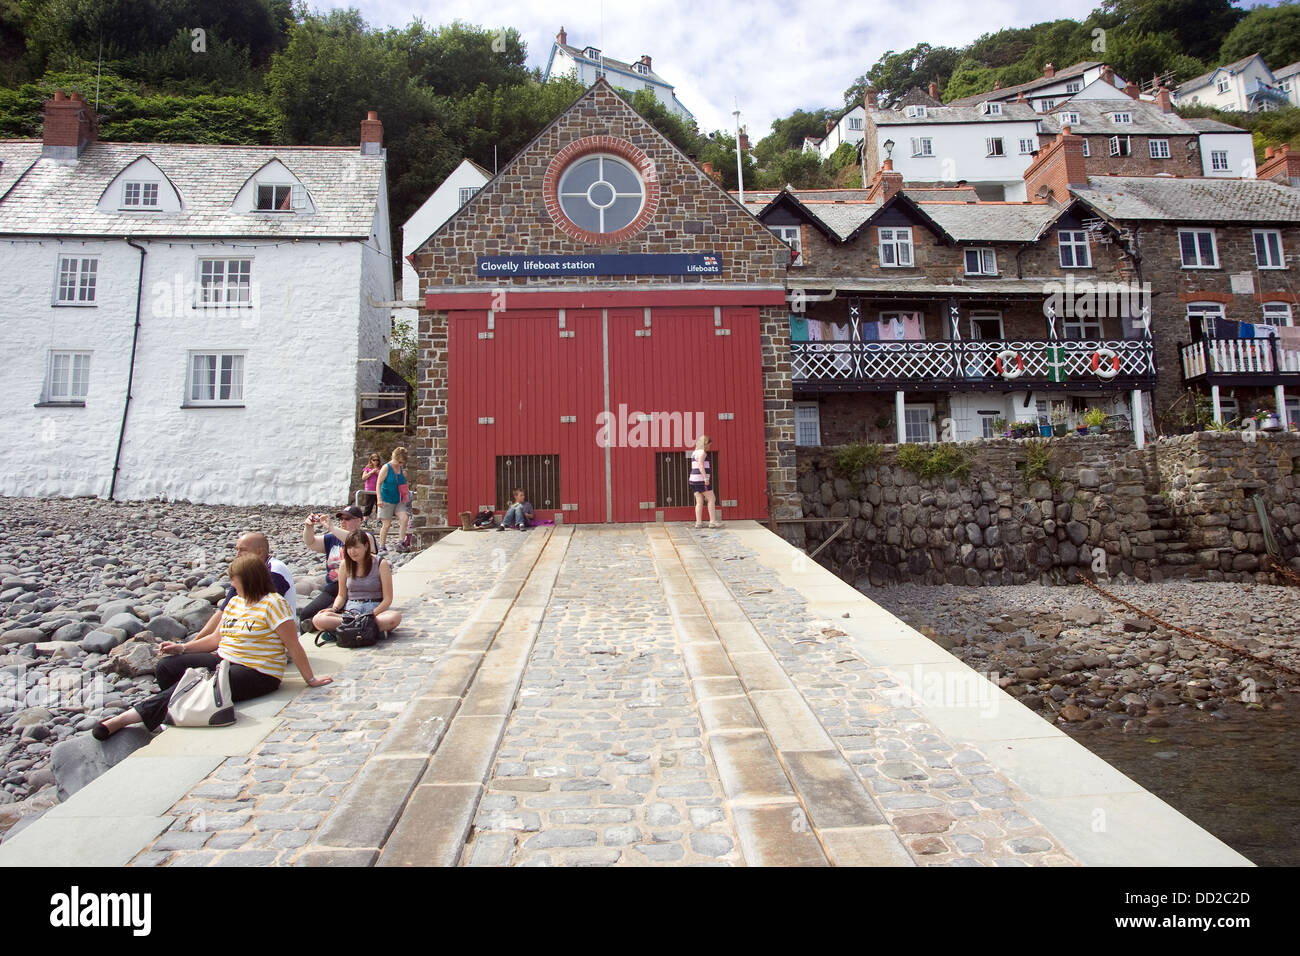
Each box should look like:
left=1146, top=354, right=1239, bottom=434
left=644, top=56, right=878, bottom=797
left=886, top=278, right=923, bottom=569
left=110, top=238, right=147, bottom=500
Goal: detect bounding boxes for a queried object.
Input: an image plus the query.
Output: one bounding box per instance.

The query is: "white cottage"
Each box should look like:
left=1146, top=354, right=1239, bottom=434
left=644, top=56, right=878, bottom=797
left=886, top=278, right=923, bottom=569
left=0, top=92, right=393, bottom=505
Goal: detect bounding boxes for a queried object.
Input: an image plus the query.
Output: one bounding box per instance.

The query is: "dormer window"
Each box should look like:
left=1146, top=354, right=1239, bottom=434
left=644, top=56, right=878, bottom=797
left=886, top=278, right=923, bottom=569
left=635, top=62, right=648, bottom=75
left=1062, top=112, right=1080, bottom=126
left=1216, top=75, right=1231, bottom=94
left=1065, top=81, right=1082, bottom=93
left=1038, top=98, right=1056, bottom=112
left=982, top=102, right=1002, bottom=116
left=122, top=181, right=159, bottom=208
left=904, top=105, right=927, bottom=118
left=583, top=46, right=601, bottom=58
left=1110, top=112, right=1131, bottom=124
left=257, top=184, right=296, bottom=211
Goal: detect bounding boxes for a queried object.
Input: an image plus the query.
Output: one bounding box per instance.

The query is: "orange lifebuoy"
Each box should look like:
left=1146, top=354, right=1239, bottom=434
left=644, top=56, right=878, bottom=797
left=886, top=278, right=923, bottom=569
left=1091, top=349, right=1120, bottom=379
left=994, top=350, right=1025, bottom=380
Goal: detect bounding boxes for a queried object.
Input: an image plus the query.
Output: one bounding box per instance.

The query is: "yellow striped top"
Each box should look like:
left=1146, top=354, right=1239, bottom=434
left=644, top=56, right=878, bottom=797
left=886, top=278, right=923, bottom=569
left=217, top=593, right=293, bottom=679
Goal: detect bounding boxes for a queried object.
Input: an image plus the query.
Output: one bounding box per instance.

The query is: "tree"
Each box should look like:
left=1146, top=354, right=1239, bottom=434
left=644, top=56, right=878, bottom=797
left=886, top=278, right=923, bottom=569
left=697, top=131, right=758, bottom=192
left=754, top=108, right=836, bottom=166
left=756, top=149, right=834, bottom=190
left=844, top=43, right=961, bottom=107
left=619, top=87, right=702, bottom=157
left=1219, top=2, right=1300, bottom=69
left=1101, top=0, right=1245, bottom=63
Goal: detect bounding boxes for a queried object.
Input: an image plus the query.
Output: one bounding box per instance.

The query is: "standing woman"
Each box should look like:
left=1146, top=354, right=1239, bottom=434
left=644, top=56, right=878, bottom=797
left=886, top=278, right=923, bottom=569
left=92, top=555, right=331, bottom=739
left=311, top=530, right=403, bottom=637
left=691, top=434, right=721, bottom=529
left=377, top=446, right=411, bottom=552
left=360, top=454, right=382, bottom=519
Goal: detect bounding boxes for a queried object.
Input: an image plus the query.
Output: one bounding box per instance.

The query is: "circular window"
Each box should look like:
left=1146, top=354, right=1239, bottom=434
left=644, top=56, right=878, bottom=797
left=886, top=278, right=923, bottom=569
left=557, top=154, right=645, bottom=234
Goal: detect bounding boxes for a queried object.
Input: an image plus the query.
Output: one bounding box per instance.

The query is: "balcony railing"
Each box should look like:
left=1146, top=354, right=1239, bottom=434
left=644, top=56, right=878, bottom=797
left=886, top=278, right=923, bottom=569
left=792, top=338, right=1156, bottom=390
left=1180, top=338, right=1300, bottom=382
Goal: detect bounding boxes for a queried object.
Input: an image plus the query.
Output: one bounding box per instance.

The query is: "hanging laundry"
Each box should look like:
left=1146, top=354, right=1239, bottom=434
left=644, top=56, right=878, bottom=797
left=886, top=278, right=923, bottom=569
left=790, top=315, right=809, bottom=342
left=1255, top=323, right=1278, bottom=339
left=860, top=320, right=880, bottom=341
left=1238, top=322, right=1256, bottom=339
left=888, top=315, right=905, bottom=340
left=1211, top=317, right=1241, bottom=339
left=831, top=320, right=852, bottom=341
left=1276, top=326, right=1300, bottom=350
left=876, top=319, right=896, bottom=341
left=807, top=319, right=823, bottom=341
left=902, top=313, right=925, bottom=340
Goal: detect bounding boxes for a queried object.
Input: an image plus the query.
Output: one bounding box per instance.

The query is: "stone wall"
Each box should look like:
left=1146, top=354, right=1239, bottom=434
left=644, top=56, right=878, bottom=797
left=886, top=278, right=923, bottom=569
left=800, top=431, right=1300, bottom=588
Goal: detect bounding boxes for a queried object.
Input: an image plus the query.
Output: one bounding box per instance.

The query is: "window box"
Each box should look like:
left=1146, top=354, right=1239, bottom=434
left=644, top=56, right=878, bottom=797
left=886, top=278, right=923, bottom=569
left=1179, top=229, right=1217, bottom=268
left=878, top=227, right=913, bottom=267
left=54, top=256, right=98, bottom=305
left=185, top=352, right=245, bottom=406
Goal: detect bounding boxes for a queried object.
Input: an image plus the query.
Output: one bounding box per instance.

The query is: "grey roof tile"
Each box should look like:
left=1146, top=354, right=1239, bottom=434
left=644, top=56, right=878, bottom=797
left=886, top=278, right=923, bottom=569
left=1071, top=176, right=1300, bottom=222
left=1045, top=100, right=1215, bottom=136
left=0, top=141, right=384, bottom=237
left=916, top=203, right=1060, bottom=242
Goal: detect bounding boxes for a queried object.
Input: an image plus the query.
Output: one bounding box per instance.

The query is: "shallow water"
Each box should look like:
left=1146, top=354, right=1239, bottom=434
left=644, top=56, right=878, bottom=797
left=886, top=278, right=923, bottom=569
left=1062, top=702, right=1300, bottom=867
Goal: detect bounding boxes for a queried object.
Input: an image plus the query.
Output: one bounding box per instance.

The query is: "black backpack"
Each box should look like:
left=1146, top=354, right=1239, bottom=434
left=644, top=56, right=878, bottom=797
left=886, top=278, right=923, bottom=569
left=319, top=610, right=380, bottom=648
left=472, top=510, right=497, bottom=528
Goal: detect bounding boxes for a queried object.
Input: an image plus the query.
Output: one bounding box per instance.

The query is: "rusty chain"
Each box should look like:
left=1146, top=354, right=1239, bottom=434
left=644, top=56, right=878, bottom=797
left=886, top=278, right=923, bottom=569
left=1078, top=574, right=1300, bottom=682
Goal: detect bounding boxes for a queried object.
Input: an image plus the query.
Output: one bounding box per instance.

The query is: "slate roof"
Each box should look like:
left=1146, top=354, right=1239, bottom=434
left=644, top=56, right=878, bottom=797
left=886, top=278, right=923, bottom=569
left=0, top=141, right=41, bottom=200
left=1274, top=60, right=1300, bottom=80
left=1176, top=55, right=1262, bottom=95
left=870, top=103, right=1042, bottom=125
left=1045, top=100, right=1205, bottom=136
left=1182, top=117, right=1252, bottom=133
left=554, top=43, right=672, bottom=87
left=946, top=62, right=1103, bottom=107
left=0, top=141, right=385, bottom=238
left=1071, top=176, right=1300, bottom=223
left=917, top=202, right=1061, bottom=242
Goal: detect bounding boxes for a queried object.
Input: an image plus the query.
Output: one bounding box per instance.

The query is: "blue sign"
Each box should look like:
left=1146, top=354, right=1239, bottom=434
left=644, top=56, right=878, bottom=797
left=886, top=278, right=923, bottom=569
left=476, top=253, right=722, bottom=277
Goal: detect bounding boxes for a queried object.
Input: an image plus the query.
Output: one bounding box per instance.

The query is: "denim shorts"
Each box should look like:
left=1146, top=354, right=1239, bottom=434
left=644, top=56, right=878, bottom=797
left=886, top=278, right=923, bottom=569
left=346, top=600, right=381, bottom=615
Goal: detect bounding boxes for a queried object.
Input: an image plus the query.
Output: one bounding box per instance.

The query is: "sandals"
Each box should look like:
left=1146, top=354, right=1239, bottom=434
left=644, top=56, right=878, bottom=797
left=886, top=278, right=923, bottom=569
left=708, top=522, right=723, bottom=529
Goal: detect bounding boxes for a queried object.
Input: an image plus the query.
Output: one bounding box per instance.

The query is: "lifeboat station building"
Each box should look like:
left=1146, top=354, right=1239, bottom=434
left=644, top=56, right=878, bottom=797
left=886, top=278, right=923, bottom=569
left=409, top=81, right=800, bottom=533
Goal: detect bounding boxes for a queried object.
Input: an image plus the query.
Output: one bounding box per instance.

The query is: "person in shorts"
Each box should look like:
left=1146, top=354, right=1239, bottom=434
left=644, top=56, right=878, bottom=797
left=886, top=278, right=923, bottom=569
left=300, top=506, right=376, bottom=632
left=377, top=446, right=412, bottom=552
left=690, top=434, right=721, bottom=529
left=311, top=530, right=402, bottom=637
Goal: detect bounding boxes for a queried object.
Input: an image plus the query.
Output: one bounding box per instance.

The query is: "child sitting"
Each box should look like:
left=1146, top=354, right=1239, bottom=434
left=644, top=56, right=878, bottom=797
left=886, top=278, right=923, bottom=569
left=498, top=488, right=534, bottom=531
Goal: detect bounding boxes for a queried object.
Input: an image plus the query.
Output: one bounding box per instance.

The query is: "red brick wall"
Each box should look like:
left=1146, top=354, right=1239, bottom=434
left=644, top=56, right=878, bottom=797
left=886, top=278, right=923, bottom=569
left=409, top=82, right=796, bottom=535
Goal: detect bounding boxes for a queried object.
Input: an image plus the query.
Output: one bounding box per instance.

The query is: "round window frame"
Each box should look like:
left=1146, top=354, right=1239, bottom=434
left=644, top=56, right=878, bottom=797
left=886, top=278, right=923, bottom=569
left=543, top=137, right=660, bottom=244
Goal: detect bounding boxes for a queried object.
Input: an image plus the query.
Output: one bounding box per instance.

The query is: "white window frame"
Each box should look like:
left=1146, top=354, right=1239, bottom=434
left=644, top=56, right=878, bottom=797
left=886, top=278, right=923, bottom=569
left=458, top=186, right=478, bottom=207
left=964, top=248, right=997, bottom=276
left=904, top=105, right=927, bottom=118
left=1253, top=230, right=1285, bottom=269
left=794, top=402, right=822, bottom=446
left=1210, top=150, right=1230, bottom=172
left=1110, top=112, right=1132, bottom=124
left=43, top=350, right=91, bottom=404
left=1058, top=230, right=1091, bottom=268
left=1187, top=302, right=1226, bottom=336
left=848, top=117, right=863, bottom=131
left=1038, top=98, right=1056, bottom=112
left=878, top=227, right=913, bottom=268
left=968, top=310, right=1004, bottom=340
left=1261, top=302, right=1293, bottom=326
left=981, top=102, right=1002, bottom=116
left=1216, top=75, right=1231, bottom=94
left=121, top=181, right=159, bottom=209
left=1019, top=138, right=1037, bottom=154
left=771, top=225, right=802, bottom=266
left=1179, top=229, right=1218, bottom=269
left=185, top=351, right=246, bottom=406
left=1109, top=135, right=1131, bottom=157
left=985, top=137, right=1006, bottom=157
left=903, top=404, right=936, bottom=444
left=1080, top=139, right=1090, bottom=157
left=1064, top=314, right=1104, bottom=340
left=1149, top=139, right=1170, bottom=159
left=910, top=137, right=933, bottom=157
left=54, top=256, right=98, bottom=305
left=1065, top=81, right=1082, bottom=94
left=197, top=258, right=253, bottom=307
left=1062, top=111, right=1080, bottom=126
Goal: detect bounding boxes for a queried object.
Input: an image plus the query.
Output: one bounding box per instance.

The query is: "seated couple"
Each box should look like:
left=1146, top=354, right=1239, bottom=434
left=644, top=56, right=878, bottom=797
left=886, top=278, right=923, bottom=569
left=93, top=555, right=333, bottom=739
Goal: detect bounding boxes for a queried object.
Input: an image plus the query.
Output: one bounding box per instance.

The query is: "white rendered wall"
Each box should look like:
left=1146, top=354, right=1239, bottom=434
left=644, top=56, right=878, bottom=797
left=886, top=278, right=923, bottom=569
left=1199, top=132, right=1256, bottom=178
left=879, top=120, right=1042, bottom=184
left=819, top=107, right=866, bottom=160
left=0, top=238, right=367, bottom=505
left=400, top=160, right=490, bottom=329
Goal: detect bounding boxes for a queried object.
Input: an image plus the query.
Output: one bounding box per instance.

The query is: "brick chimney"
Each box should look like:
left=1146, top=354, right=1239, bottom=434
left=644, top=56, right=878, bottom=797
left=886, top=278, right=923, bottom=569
left=360, top=110, right=383, bottom=155
left=1101, top=64, right=1115, bottom=87
left=993, top=80, right=1001, bottom=91
left=1018, top=91, right=1028, bottom=104
left=1024, top=128, right=1089, bottom=205
left=865, top=157, right=903, bottom=203
left=1258, top=143, right=1300, bottom=186
left=557, top=26, right=567, bottom=46
left=929, top=80, right=940, bottom=100
left=42, top=90, right=98, bottom=160
left=1124, top=79, right=1140, bottom=99
left=1155, top=85, right=1173, bottom=113
left=1044, top=63, right=1055, bottom=79
left=826, top=118, right=834, bottom=133
left=865, top=86, right=879, bottom=109
left=640, top=55, right=652, bottom=70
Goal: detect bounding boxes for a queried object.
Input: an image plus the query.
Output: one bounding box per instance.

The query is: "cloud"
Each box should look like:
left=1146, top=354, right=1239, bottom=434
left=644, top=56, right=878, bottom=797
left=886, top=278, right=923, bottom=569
left=317, top=0, right=1101, bottom=135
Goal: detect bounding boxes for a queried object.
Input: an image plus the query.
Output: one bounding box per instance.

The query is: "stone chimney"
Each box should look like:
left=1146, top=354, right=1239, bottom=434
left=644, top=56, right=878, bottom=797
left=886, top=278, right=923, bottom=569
left=929, top=80, right=940, bottom=100
left=865, top=86, right=879, bottom=109
left=1155, top=85, right=1173, bottom=113
left=42, top=90, right=98, bottom=160
left=1101, top=64, right=1115, bottom=87
left=1023, top=128, right=1089, bottom=205
left=1258, top=143, right=1300, bottom=186
left=865, top=157, right=904, bottom=203
left=360, top=110, right=384, bottom=155
left=557, top=26, right=567, bottom=46
left=1124, top=80, right=1141, bottom=99
left=1044, top=63, right=1055, bottom=79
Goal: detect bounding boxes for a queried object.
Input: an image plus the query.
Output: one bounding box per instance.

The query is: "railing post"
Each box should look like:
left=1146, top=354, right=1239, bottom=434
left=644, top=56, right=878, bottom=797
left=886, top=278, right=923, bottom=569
left=1269, top=333, right=1280, bottom=374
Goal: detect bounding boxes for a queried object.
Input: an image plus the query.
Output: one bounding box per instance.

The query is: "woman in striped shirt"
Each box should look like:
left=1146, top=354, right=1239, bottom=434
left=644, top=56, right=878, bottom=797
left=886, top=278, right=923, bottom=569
left=691, top=434, right=721, bottom=529
left=92, top=555, right=332, bottom=739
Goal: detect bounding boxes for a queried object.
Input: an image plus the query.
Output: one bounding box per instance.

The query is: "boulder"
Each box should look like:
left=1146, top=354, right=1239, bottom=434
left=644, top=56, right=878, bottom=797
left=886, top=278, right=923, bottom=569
left=1064, top=605, right=1105, bottom=626
left=33, top=641, right=84, bottom=660
left=0, top=628, right=45, bottom=646
left=79, top=628, right=128, bottom=655
left=164, top=595, right=211, bottom=619
left=192, top=583, right=226, bottom=605
left=50, top=727, right=154, bottom=800
left=108, top=640, right=158, bottom=677
left=103, top=613, right=145, bottom=637
left=146, top=615, right=188, bottom=641
left=51, top=621, right=91, bottom=642
left=95, top=599, right=139, bottom=621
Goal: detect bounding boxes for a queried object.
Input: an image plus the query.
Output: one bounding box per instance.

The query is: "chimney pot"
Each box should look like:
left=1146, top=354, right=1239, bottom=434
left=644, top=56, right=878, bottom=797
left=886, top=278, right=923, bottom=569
left=928, top=80, right=940, bottom=99
left=1124, top=80, right=1140, bottom=99
left=1044, top=63, right=1055, bottom=79
left=42, top=89, right=98, bottom=158
left=360, top=110, right=384, bottom=154
left=1156, top=85, right=1173, bottom=113
left=557, top=26, right=567, bottom=46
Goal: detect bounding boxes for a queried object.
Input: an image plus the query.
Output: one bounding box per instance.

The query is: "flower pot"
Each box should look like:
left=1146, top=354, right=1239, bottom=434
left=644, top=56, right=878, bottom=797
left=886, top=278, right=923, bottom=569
left=1087, top=425, right=1101, bottom=435
left=1263, top=415, right=1281, bottom=431
left=1039, top=424, right=1053, bottom=437
left=1076, top=426, right=1089, bottom=435
left=1052, top=424, right=1067, bottom=437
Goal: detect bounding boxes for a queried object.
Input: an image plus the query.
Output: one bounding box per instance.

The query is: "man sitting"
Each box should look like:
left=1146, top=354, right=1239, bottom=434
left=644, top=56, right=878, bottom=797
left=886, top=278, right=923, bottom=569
left=188, top=531, right=296, bottom=643
left=300, top=506, right=377, bottom=632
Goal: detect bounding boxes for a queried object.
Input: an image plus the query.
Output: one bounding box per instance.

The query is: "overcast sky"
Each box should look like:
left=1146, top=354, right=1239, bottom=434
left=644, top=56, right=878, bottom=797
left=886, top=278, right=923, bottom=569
left=322, top=0, right=1107, bottom=134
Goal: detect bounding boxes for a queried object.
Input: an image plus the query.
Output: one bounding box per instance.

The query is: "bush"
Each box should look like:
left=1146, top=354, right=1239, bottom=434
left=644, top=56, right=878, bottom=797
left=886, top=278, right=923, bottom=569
left=833, top=441, right=881, bottom=476
left=895, top=443, right=970, bottom=480
left=1022, top=440, right=1061, bottom=488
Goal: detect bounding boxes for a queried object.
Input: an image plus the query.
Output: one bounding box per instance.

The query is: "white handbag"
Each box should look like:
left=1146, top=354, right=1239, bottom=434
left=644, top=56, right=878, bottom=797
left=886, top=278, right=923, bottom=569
left=166, top=659, right=236, bottom=727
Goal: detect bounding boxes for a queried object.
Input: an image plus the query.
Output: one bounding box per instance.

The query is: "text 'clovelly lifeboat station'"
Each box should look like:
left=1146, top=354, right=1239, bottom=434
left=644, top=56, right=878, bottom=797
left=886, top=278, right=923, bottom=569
left=408, top=80, right=800, bottom=537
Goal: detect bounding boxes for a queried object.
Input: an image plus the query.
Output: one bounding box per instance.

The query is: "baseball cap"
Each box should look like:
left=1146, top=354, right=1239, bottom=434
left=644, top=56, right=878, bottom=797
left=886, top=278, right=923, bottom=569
left=336, top=506, right=364, bottom=519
